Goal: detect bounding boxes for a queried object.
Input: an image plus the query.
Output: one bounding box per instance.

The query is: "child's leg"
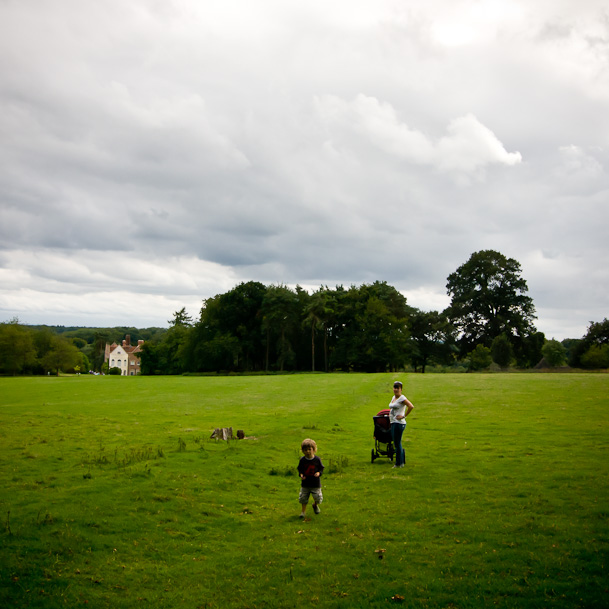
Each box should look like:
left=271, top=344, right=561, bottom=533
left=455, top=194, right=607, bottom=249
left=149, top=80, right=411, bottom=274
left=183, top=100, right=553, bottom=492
left=312, top=489, right=323, bottom=514
left=299, top=487, right=309, bottom=516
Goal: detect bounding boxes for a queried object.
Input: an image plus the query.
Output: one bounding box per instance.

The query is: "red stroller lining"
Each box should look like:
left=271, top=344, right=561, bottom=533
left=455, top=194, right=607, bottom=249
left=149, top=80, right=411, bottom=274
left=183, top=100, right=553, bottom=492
left=371, top=408, right=400, bottom=463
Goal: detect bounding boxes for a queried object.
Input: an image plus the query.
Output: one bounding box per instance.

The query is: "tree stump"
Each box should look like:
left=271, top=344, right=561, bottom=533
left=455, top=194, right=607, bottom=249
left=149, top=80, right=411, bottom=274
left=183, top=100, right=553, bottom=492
left=210, top=427, right=233, bottom=441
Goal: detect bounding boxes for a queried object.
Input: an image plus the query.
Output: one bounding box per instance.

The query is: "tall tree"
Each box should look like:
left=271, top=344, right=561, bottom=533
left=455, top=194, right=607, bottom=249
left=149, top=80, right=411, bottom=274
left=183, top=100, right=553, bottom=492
left=303, top=288, right=334, bottom=372
left=261, top=285, right=299, bottom=371
left=216, top=282, right=266, bottom=371
left=40, top=335, right=80, bottom=375
left=329, top=282, right=410, bottom=372
left=169, top=307, right=194, bottom=327
left=445, top=250, right=537, bottom=356
left=513, top=331, right=545, bottom=368
left=407, top=310, right=455, bottom=373
left=0, top=320, right=37, bottom=375
left=92, top=330, right=110, bottom=372
left=491, top=333, right=514, bottom=368
left=188, top=281, right=267, bottom=372
left=583, top=318, right=609, bottom=345
left=571, top=318, right=609, bottom=368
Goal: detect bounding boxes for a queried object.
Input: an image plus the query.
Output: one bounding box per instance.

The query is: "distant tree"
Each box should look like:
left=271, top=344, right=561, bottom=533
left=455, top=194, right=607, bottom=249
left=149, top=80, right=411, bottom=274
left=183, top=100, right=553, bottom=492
left=186, top=281, right=267, bottom=373
left=71, top=337, right=87, bottom=349
left=261, top=285, right=300, bottom=371
left=0, top=319, right=37, bottom=375
left=583, top=318, right=609, bottom=345
left=446, top=250, right=537, bottom=357
left=40, top=335, right=81, bottom=375
left=92, top=330, right=110, bottom=372
left=407, top=310, right=455, bottom=373
left=196, top=333, right=241, bottom=371
left=580, top=345, right=609, bottom=369
left=161, top=324, right=191, bottom=374
left=139, top=341, right=162, bottom=375
left=513, top=331, right=545, bottom=368
left=469, top=344, right=492, bottom=371
left=215, top=281, right=266, bottom=371
left=138, top=308, right=194, bottom=374
left=76, top=351, right=90, bottom=373
left=303, top=288, right=335, bottom=372
left=562, top=338, right=582, bottom=367
left=329, top=282, right=411, bottom=372
left=570, top=319, right=609, bottom=368
left=491, top=334, right=514, bottom=368
left=541, top=339, right=567, bottom=368
left=33, top=328, right=55, bottom=360
left=169, top=307, right=194, bottom=327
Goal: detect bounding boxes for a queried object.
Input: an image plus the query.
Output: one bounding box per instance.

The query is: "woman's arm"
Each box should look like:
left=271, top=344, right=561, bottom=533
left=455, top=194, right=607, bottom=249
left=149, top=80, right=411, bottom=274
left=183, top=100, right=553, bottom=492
left=397, top=397, right=414, bottom=420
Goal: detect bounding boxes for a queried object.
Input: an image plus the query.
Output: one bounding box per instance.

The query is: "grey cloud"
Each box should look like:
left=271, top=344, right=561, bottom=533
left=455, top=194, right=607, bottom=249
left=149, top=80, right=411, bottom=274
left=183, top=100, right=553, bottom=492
left=1, top=1, right=608, bottom=338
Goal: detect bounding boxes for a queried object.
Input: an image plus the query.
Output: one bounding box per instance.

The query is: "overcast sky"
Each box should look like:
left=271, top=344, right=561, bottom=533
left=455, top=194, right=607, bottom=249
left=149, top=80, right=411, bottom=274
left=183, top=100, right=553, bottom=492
left=1, top=0, right=608, bottom=339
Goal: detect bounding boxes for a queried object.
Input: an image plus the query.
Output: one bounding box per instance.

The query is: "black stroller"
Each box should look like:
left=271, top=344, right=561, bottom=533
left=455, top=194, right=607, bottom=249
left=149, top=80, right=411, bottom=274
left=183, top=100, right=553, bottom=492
left=371, top=408, right=404, bottom=463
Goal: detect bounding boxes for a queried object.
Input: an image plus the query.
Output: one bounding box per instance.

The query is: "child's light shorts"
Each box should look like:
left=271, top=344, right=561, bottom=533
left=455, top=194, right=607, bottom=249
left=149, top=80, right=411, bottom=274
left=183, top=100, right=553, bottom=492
left=299, top=487, right=323, bottom=505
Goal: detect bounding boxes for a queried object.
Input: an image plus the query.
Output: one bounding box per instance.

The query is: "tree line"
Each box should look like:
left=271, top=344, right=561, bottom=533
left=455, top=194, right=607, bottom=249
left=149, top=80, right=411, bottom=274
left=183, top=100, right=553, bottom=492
left=139, top=250, right=605, bottom=374
left=0, top=324, right=163, bottom=376
left=1, top=250, right=608, bottom=375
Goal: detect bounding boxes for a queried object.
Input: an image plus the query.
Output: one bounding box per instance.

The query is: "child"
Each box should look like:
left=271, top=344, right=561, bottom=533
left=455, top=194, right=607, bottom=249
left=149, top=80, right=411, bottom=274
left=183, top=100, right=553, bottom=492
left=297, top=438, right=324, bottom=518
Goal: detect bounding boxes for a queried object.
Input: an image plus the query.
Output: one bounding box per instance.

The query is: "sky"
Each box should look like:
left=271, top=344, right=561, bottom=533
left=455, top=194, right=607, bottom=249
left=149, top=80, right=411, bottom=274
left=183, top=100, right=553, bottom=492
left=1, top=0, right=608, bottom=340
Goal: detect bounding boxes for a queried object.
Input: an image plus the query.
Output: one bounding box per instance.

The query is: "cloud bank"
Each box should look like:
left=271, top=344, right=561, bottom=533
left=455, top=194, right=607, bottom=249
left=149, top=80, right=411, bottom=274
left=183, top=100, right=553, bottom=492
left=1, top=0, right=608, bottom=339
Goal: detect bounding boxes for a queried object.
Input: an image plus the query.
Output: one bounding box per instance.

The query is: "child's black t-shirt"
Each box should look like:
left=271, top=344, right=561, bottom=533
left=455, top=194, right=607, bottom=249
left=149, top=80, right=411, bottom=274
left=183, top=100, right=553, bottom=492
left=298, top=455, right=324, bottom=488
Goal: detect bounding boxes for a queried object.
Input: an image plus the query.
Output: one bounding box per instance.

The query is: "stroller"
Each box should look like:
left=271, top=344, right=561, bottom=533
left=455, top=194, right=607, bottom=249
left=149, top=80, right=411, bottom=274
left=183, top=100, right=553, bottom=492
left=371, top=409, right=404, bottom=463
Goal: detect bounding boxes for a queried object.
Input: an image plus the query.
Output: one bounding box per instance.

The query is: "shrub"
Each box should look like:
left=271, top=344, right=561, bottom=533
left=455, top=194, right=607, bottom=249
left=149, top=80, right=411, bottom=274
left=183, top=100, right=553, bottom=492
left=491, top=334, right=513, bottom=368
left=580, top=344, right=609, bottom=369
left=469, top=344, right=492, bottom=371
left=542, top=339, right=567, bottom=367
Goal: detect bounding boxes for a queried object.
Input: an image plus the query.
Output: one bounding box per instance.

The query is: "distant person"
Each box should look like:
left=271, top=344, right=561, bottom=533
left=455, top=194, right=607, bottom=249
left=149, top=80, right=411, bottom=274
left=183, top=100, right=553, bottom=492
left=389, top=381, right=414, bottom=468
left=297, top=438, right=324, bottom=518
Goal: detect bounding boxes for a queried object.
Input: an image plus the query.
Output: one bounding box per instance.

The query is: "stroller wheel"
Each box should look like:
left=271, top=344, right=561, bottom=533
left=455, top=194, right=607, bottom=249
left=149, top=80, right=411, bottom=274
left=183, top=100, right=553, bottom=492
left=371, top=448, right=376, bottom=463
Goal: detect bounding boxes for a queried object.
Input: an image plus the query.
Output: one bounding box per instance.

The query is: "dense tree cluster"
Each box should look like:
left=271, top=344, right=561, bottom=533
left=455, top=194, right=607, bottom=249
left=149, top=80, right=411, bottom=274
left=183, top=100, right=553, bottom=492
left=0, top=323, right=164, bottom=376
left=140, top=281, right=421, bottom=374
left=566, top=318, right=609, bottom=369
left=1, top=251, right=606, bottom=375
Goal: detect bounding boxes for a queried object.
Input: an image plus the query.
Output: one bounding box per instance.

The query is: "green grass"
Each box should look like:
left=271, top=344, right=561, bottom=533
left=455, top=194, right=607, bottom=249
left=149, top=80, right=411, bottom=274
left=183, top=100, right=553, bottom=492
left=1, top=373, right=608, bottom=608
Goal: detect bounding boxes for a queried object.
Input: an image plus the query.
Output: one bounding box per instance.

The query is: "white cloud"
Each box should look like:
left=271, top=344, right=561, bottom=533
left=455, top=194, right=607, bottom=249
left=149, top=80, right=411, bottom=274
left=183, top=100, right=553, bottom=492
left=316, top=95, right=521, bottom=177
left=557, top=145, right=603, bottom=179
left=436, top=114, right=522, bottom=172
left=430, top=0, right=525, bottom=47
left=0, top=0, right=608, bottom=340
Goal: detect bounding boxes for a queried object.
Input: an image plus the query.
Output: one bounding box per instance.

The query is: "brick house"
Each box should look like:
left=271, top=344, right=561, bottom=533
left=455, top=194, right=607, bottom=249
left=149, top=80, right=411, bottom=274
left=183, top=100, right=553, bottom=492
left=104, top=335, right=144, bottom=376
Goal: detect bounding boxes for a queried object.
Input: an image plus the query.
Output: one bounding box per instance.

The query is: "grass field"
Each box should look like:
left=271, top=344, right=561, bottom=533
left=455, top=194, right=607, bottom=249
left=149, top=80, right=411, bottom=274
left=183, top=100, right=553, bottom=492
left=1, top=373, right=608, bottom=608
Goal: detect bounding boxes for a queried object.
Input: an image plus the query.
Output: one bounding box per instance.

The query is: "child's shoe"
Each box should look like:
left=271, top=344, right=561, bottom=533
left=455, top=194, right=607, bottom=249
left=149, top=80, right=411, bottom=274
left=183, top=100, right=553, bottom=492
left=299, top=513, right=305, bottom=519
left=313, top=504, right=321, bottom=514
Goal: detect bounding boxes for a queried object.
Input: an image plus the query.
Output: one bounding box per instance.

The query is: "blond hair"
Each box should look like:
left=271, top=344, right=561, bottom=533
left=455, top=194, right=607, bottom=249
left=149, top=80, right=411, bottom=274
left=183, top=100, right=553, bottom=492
left=301, top=438, right=317, bottom=452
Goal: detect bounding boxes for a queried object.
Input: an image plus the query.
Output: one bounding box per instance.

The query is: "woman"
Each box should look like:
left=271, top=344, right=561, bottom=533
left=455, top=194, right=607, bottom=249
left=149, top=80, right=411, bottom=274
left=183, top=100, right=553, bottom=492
left=389, top=381, right=414, bottom=468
